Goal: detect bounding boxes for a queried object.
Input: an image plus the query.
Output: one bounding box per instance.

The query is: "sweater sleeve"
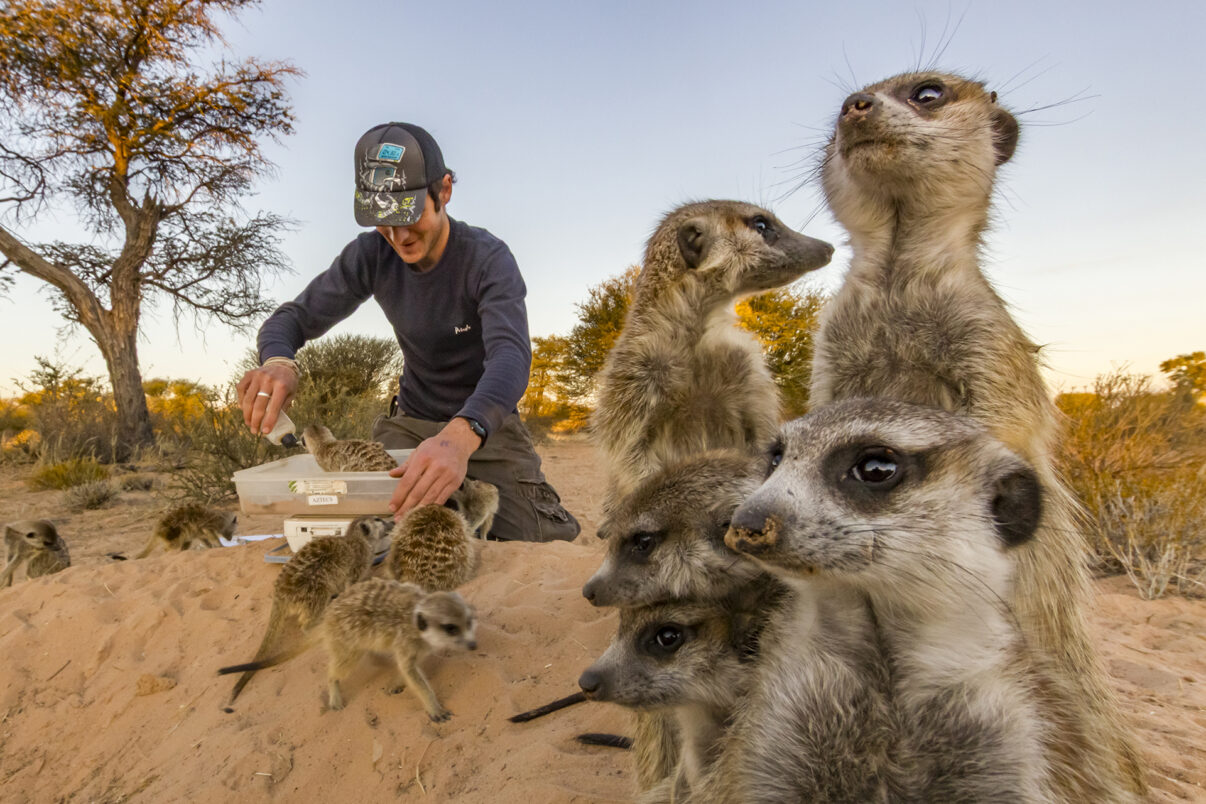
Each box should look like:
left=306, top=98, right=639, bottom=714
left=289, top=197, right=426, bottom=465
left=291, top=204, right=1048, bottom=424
left=257, top=235, right=378, bottom=362
left=454, top=244, right=531, bottom=437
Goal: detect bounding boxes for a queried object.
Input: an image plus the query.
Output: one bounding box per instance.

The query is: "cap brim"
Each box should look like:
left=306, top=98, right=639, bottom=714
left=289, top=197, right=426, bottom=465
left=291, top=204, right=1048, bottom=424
left=354, top=188, right=425, bottom=227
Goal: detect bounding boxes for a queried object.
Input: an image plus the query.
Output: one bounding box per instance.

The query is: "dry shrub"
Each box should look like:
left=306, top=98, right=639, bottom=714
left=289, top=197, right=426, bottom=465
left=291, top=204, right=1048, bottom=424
left=63, top=479, right=119, bottom=510
left=28, top=457, right=110, bottom=490
left=1058, top=369, right=1206, bottom=598
left=1, top=428, right=41, bottom=464
left=16, top=357, right=119, bottom=463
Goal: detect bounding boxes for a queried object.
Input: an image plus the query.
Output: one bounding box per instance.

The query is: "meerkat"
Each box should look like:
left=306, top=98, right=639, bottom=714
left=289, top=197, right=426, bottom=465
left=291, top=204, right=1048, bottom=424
left=812, top=71, right=1143, bottom=798
left=591, top=200, right=833, bottom=508
left=224, top=515, right=391, bottom=703
left=136, top=503, right=237, bottom=558
left=450, top=476, right=499, bottom=539
left=583, top=449, right=769, bottom=608
left=1, top=519, right=70, bottom=587
left=221, top=578, right=477, bottom=720
left=690, top=398, right=1053, bottom=802
left=302, top=424, right=397, bottom=472
left=386, top=503, right=480, bottom=592
left=578, top=598, right=775, bottom=803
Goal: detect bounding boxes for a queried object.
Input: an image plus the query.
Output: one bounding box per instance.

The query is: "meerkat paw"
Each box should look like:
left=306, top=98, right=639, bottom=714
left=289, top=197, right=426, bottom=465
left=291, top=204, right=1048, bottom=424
left=386, top=684, right=407, bottom=695
left=428, top=707, right=452, bottom=722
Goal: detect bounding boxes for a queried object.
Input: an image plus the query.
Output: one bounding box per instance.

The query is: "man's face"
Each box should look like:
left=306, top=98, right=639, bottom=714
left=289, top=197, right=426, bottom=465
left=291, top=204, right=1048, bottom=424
left=376, top=175, right=453, bottom=270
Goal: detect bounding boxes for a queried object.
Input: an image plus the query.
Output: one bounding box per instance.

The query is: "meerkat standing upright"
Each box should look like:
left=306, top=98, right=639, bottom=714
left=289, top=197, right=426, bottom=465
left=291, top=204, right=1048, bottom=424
left=592, top=200, right=833, bottom=506
left=813, top=72, right=1143, bottom=798
left=1, top=519, right=70, bottom=586
left=452, top=476, right=499, bottom=539
left=223, top=515, right=390, bottom=703
left=302, top=424, right=398, bottom=472
left=136, top=504, right=237, bottom=558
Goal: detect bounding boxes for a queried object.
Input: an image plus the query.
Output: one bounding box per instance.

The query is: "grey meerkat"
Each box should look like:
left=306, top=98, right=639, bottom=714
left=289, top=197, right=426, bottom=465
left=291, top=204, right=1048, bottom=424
left=591, top=199, right=833, bottom=509
left=136, top=504, right=236, bottom=558
left=589, top=200, right=831, bottom=791
left=452, top=476, right=499, bottom=539
left=578, top=599, right=771, bottom=804
left=222, top=578, right=478, bottom=720
left=386, top=500, right=481, bottom=592
left=697, top=398, right=1054, bottom=803
left=301, top=424, right=398, bottom=472
left=1, top=519, right=70, bottom=587
left=223, top=515, right=391, bottom=704
left=812, top=70, right=1143, bottom=799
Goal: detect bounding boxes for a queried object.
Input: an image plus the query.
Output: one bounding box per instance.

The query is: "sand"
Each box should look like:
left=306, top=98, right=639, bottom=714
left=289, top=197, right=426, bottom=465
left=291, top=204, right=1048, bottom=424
left=0, top=438, right=1203, bottom=802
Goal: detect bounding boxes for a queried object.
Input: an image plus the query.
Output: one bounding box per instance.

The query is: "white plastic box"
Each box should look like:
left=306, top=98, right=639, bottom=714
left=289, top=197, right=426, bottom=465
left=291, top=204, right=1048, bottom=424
left=232, top=449, right=412, bottom=516
left=282, top=517, right=361, bottom=552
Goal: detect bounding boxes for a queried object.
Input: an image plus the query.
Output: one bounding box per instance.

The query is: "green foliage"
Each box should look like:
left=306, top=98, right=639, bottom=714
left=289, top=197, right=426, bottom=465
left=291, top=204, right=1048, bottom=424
left=562, top=266, right=640, bottom=399
left=1160, top=351, right=1206, bottom=403
left=737, top=284, right=826, bottom=417
left=28, top=457, right=110, bottom=490
left=1058, top=369, right=1206, bottom=598
left=63, top=479, right=119, bottom=511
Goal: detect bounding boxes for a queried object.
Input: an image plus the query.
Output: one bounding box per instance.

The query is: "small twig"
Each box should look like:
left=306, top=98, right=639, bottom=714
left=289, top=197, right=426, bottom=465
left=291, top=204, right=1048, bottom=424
left=103, top=583, right=116, bottom=597
left=46, top=659, right=71, bottom=681
left=415, top=739, right=433, bottom=795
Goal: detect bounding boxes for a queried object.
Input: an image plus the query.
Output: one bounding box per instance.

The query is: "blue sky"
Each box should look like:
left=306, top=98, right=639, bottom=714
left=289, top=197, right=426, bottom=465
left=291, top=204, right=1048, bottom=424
left=2, top=0, right=1203, bottom=395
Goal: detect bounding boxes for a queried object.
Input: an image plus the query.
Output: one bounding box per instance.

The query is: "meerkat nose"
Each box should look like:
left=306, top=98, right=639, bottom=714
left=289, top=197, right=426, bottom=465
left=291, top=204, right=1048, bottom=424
left=578, top=669, right=603, bottom=698
left=841, top=92, right=878, bottom=121
left=725, top=508, right=782, bottom=554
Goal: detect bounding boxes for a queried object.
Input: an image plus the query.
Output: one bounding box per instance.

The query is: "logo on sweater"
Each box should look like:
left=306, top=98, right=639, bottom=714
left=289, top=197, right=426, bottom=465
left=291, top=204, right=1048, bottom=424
left=454, top=324, right=472, bottom=335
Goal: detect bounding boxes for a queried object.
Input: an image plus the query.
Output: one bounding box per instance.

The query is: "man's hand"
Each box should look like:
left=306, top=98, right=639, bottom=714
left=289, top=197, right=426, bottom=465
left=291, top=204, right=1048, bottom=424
left=236, top=364, right=299, bottom=435
left=389, top=418, right=483, bottom=519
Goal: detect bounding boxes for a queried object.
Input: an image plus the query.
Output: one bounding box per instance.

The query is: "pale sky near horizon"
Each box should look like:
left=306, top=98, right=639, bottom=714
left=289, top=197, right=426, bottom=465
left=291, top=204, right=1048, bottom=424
left=1, top=0, right=1202, bottom=397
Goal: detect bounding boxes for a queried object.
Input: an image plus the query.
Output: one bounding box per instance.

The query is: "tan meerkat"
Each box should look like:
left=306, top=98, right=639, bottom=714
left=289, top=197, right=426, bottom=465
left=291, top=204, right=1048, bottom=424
left=578, top=599, right=775, bottom=804
left=301, top=424, right=397, bottom=472
left=693, top=398, right=1053, bottom=802
left=386, top=502, right=480, bottom=592
left=1, top=519, right=70, bottom=587
left=136, top=503, right=237, bottom=558
left=591, top=200, right=833, bottom=509
left=812, top=71, right=1143, bottom=798
left=451, top=476, right=499, bottom=539
left=223, top=515, right=391, bottom=703
left=221, top=578, right=477, bottom=720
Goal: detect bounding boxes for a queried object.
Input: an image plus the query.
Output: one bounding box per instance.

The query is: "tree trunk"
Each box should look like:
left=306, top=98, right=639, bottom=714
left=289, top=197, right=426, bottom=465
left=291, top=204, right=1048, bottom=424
left=93, top=320, right=154, bottom=461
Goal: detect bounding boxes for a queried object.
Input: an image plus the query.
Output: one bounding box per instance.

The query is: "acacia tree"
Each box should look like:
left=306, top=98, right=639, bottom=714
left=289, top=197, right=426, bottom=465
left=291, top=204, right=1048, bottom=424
left=0, top=0, right=298, bottom=457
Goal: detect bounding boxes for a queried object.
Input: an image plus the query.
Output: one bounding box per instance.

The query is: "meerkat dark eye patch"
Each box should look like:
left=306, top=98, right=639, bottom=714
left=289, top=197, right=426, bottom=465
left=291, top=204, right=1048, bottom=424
left=910, top=83, right=945, bottom=105
left=766, top=437, right=785, bottom=477
left=442, top=623, right=461, bottom=636
left=642, top=624, right=689, bottom=656
left=626, top=530, right=663, bottom=563
left=991, top=466, right=1042, bottom=548
left=830, top=443, right=920, bottom=507
left=748, top=215, right=778, bottom=245
left=850, top=448, right=901, bottom=487
left=415, top=613, right=428, bottom=632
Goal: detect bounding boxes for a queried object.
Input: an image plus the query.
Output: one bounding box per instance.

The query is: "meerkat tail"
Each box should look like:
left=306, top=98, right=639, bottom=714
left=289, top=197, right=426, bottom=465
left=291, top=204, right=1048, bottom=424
left=218, top=635, right=313, bottom=678
left=133, top=535, right=158, bottom=559
left=508, top=691, right=587, bottom=723
left=576, top=733, right=633, bottom=749
left=227, top=598, right=302, bottom=702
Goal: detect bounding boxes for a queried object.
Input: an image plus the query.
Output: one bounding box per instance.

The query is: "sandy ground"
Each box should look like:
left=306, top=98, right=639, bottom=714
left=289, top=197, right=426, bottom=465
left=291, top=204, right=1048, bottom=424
left=0, top=437, right=1203, bottom=802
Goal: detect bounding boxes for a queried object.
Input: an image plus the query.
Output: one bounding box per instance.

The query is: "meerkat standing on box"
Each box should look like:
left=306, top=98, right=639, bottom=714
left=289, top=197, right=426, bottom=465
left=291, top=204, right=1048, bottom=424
left=812, top=71, right=1143, bottom=799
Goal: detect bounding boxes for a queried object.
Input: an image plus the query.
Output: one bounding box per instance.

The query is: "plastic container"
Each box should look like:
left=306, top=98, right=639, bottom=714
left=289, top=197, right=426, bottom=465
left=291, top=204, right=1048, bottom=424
left=232, top=449, right=412, bottom=516
left=282, top=516, right=360, bottom=551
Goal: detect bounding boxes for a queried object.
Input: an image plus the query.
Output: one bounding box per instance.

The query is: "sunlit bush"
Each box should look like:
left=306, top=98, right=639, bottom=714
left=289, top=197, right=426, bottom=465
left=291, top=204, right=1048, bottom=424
left=28, top=457, right=110, bottom=490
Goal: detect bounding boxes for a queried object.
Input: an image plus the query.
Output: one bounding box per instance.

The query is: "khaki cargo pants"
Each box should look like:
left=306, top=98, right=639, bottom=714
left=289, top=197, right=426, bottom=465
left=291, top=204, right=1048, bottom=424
left=372, top=411, right=580, bottom=543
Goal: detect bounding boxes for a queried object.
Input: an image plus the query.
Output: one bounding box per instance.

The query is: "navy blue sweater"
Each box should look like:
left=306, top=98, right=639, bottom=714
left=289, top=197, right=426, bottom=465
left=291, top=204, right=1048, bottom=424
left=257, top=218, right=531, bottom=437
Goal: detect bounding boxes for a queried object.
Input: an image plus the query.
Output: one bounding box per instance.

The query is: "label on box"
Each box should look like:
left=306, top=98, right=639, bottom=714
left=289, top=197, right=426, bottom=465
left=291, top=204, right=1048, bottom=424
left=307, top=494, right=340, bottom=506
left=289, top=480, right=348, bottom=495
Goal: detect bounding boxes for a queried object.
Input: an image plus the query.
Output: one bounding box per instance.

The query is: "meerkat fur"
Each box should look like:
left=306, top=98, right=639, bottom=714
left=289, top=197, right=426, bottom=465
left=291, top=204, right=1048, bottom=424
left=302, top=424, right=398, bottom=472
left=449, top=476, right=499, bottom=539
left=224, top=515, right=391, bottom=703
left=138, top=504, right=237, bottom=558
left=1, top=519, right=70, bottom=586
left=387, top=503, right=481, bottom=591
left=813, top=70, right=1143, bottom=799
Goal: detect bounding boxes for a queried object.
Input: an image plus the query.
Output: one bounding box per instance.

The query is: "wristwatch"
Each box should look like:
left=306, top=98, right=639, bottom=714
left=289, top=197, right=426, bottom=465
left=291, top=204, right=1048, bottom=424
left=460, top=416, right=487, bottom=445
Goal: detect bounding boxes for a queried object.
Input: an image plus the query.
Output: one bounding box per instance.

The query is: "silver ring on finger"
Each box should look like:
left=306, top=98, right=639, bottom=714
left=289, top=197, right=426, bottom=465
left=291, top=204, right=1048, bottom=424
left=256, top=391, right=272, bottom=398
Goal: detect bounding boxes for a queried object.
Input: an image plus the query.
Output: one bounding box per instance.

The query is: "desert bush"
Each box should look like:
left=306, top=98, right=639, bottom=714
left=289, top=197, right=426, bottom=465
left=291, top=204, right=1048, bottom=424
left=16, top=356, right=119, bottom=463
left=119, top=473, right=163, bottom=492
left=145, top=378, right=209, bottom=442
left=1058, top=369, right=1206, bottom=598
left=1, top=428, right=41, bottom=464
left=0, top=397, right=31, bottom=432
left=64, top=479, right=119, bottom=511
left=28, top=456, right=110, bottom=490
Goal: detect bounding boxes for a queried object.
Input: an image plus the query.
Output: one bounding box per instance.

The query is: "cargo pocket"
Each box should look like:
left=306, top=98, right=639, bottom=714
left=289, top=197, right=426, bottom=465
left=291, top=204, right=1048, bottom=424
left=517, top=478, right=578, bottom=542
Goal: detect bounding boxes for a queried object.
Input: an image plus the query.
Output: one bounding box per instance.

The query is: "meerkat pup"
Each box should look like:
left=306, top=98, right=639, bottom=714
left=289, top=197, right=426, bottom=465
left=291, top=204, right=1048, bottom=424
left=386, top=502, right=480, bottom=592
left=812, top=71, right=1143, bottom=798
left=694, top=399, right=1052, bottom=802
left=224, top=515, right=391, bottom=703
left=583, top=449, right=768, bottom=608
left=302, top=424, right=397, bottom=472
left=592, top=200, right=833, bottom=508
left=450, top=476, right=499, bottom=539
left=578, top=599, right=770, bottom=803
left=136, top=504, right=237, bottom=558
left=1, top=519, right=70, bottom=587
left=219, top=578, right=477, bottom=720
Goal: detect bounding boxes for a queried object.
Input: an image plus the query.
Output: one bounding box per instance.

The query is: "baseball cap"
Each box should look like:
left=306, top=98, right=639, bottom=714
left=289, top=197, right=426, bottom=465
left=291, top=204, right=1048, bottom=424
left=353, top=122, right=448, bottom=227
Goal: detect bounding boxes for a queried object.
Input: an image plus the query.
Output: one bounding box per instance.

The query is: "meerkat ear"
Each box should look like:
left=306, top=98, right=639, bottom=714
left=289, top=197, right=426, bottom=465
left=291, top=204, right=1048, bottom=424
left=990, top=105, right=1019, bottom=166
left=415, top=612, right=429, bottom=632
left=676, top=219, right=709, bottom=270
left=991, top=465, right=1042, bottom=548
